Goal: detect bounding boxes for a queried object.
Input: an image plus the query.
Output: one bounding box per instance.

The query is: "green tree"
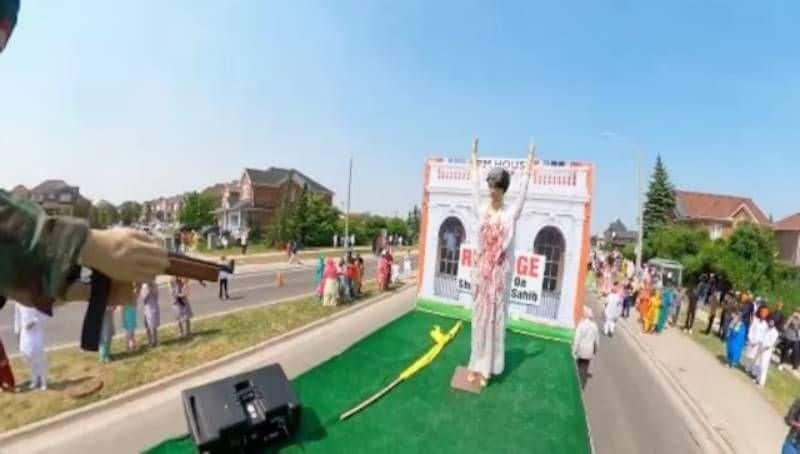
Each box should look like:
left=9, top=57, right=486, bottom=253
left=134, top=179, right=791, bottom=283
left=73, top=197, right=92, bottom=220
left=90, top=200, right=119, bottom=228
left=642, top=155, right=676, bottom=239
left=646, top=224, right=710, bottom=262
left=717, top=224, right=777, bottom=292
left=289, top=185, right=311, bottom=243
left=178, top=192, right=216, bottom=229
left=387, top=216, right=409, bottom=239
left=118, top=201, right=143, bottom=226
left=303, top=194, right=341, bottom=247
left=406, top=205, right=421, bottom=244
left=268, top=201, right=293, bottom=247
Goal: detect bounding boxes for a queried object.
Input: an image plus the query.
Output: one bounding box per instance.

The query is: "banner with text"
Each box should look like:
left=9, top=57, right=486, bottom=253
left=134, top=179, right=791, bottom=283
left=509, top=251, right=546, bottom=306
left=457, top=244, right=476, bottom=296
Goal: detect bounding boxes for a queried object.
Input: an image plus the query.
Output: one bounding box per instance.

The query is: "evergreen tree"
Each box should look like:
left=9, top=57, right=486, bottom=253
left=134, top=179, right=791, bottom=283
left=642, top=154, right=676, bottom=239
left=406, top=205, right=421, bottom=244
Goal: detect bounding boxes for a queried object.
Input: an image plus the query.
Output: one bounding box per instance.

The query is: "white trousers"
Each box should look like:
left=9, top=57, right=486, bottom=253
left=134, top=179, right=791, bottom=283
left=22, top=347, right=47, bottom=383
left=604, top=319, right=616, bottom=336
left=756, top=348, right=774, bottom=386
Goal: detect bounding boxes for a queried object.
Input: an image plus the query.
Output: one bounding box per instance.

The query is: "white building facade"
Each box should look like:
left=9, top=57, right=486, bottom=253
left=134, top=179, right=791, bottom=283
left=417, top=157, right=594, bottom=331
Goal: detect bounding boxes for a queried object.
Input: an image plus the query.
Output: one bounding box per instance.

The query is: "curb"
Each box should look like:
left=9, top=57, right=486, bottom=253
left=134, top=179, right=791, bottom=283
left=0, top=282, right=417, bottom=445
left=615, top=310, right=735, bottom=454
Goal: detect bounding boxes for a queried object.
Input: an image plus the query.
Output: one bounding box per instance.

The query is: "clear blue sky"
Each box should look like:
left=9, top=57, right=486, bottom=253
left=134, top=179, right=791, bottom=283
left=2, top=1, right=799, bottom=231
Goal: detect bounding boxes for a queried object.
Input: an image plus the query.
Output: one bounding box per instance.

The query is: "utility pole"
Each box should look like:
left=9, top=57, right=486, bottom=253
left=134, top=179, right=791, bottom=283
left=635, top=147, right=644, bottom=271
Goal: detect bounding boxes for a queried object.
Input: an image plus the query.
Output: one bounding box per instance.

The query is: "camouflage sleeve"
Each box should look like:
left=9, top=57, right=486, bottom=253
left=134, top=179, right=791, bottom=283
left=0, top=190, right=89, bottom=314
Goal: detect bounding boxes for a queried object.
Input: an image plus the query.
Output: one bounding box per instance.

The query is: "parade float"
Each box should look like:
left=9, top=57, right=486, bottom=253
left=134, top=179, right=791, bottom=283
left=148, top=152, right=594, bottom=454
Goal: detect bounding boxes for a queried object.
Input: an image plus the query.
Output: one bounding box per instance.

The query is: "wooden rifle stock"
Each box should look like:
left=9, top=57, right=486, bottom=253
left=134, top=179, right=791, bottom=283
left=80, top=253, right=222, bottom=352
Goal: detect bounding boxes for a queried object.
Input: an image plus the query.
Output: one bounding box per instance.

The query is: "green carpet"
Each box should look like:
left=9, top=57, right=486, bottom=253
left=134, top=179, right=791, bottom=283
left=146, top=311, right=589, bottom=454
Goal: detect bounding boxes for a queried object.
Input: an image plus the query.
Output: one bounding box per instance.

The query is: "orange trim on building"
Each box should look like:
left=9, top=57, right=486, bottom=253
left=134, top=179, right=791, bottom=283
left=573, top=163, right=594, bottom=325
left=416, top=160, right=435, bottom=292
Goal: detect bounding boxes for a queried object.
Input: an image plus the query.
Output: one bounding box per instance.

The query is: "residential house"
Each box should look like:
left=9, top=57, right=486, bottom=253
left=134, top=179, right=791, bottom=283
left=13, top=180, right=86, bottom=217
left=216, top=167, right=334, bottom=235
left=775, top=213, right=800, bottom=266
left=674, top=190, right=769, bottom=240
left=602, top=219, right=638, bottom=248
left=141, top=194, right=187, bottom=225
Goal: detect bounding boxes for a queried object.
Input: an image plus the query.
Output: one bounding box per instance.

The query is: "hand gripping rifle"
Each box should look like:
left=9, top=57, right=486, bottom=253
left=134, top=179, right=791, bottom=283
left=80, top=253, right=222, bottom=352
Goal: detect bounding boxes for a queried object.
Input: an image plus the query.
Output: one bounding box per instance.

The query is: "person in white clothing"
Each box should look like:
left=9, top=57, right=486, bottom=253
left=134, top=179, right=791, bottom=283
left=572, top=306, right=600, bottom=390
left=13, top=302, right=48, bottom=390
left=603, top=285, right=623, bottom=337
left=755, top=319, right=779, bottom=386
left=745, top=314, right=769, bottom=377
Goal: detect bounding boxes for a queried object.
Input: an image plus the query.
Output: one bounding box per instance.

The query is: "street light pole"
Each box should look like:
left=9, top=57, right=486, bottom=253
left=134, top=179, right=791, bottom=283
left=635, top=146, right=644, bottom=271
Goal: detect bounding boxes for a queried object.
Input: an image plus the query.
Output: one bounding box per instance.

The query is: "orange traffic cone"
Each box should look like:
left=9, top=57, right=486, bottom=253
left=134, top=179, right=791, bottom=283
left=276, top=272, right=285, bottom=287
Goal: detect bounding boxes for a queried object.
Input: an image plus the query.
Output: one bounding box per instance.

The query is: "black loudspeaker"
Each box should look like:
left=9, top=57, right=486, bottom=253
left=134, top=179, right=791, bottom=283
left=182, top=364, right=301, bottom=453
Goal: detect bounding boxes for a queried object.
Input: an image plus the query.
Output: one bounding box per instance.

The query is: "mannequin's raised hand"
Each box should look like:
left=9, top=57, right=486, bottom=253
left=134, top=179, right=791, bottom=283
left=79, top=228, right=168, bottom=283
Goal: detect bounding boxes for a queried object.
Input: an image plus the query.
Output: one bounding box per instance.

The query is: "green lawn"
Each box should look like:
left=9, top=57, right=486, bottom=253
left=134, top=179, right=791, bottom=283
left=147, top=311, right=590, bottom=454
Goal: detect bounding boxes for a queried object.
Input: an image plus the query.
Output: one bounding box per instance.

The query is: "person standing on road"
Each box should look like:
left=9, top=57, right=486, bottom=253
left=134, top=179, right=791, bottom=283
left=288, top=240, right=302, bottom=265
left=644, top=288, right=661, bottom=333
left=13, top=301, right=48, bottom=390
left=218, top=256, right=231, bottom=300
left=622, top=281, right=635, bottom=319
left=755, top=318, right=779, bottom=387
left=139, top=281, right=160, bottom=348
left=240, top=228, right=249, bottom=255
left=745, top=312, right=769, bottom=377
left=772, top=301, right=787, bottom=333
left=573, top=306, right=599, bottom=390
left=322, top=259, right=340, bottom=307
left=603, top=283, right=622, bottom=337
left=171, top=277, right=193, bottom=338
left=656, top=286, right=673, bottom=333
left=725, top=312, right=747, bottom=368
left=637, top=286, right=652, bottom=332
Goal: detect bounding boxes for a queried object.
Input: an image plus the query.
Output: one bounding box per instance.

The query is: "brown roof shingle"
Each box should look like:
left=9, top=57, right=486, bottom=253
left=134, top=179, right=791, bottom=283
left=775, top=213, right=800, bottom=231
left=675, top=190, right=769, bottom=224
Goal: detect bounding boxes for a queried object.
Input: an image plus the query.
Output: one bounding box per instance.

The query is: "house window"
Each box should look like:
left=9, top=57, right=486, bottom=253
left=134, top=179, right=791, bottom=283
left=534, top=226, right=566, bottom=292
left=59, top=193, right=72, bottom=203
left=710, top=224, right=723, bottom=240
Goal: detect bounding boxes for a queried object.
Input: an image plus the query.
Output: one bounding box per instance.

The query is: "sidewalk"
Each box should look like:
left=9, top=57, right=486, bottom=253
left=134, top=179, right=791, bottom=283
left=0, top=286, right=418, bottom=454
left=618, top=311, right=786, bottom=453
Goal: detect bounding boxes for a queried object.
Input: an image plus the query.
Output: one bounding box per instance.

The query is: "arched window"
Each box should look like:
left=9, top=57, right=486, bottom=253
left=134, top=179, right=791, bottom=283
left=437, top=217, right=465, bottom=277
left=434, top=216, right=466, bottom=300
left=534, top=226, right=566, bottom=292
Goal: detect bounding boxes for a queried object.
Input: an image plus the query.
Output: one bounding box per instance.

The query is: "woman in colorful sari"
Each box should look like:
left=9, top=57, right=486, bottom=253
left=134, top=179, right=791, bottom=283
left=637, top=286, right=652, bottom=332
left=656, top=287, right=673, bottom=333
left=322, top=259, right=340, bottom=307
left=377, top=250, right=391, bottom=292
left=726, top=312, right=747, bottom=368
left=645, top=289, right=661, bottom=333
left=313, top=256, right=325, bottom=303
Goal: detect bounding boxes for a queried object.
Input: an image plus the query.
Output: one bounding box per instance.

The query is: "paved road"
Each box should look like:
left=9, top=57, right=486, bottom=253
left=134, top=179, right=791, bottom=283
left=0, top=255, right=414, bottom=355
left=583, top=292, right=703, bottom=454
